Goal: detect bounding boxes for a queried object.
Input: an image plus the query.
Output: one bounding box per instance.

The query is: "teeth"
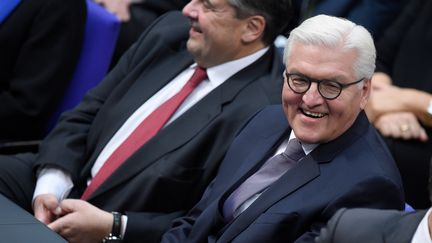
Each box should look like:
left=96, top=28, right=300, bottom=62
left=303, top=110, right=325, bottom=118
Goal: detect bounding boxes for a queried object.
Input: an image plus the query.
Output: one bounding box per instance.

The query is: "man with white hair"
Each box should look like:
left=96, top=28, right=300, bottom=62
left=160, top=14, right=404, bottom=242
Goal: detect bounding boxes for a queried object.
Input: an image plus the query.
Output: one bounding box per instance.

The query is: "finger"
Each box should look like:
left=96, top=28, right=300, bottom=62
left=419, top=127, right=429, bottom=142
left=117, top=2, right=131, bottom=22
left=399, top=123, right=415, bottom=140
left=117, top=9, right=130, bottom=22
left=34, top=196, right=59, bottom=224
left=58, top=199, right=88, bottom=215
left=387, top=122, right=401, bottom=139
left=34, top=207, right=54, bottom=224
left=58, top=199, right=77, bottom=214
left=48, top=215, right=75, bottom=241
left=48, top=217, right=64, bottom=233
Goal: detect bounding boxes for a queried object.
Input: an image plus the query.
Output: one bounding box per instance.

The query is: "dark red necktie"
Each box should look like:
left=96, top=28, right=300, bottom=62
left=81, top=67, right=207, bottom=200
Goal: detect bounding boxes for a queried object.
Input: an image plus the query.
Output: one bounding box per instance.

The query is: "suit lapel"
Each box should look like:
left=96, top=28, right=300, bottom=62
left=217, top=111, right=371, bottom=242
left=218, top=157, right=320, bottom=243
left=218, top=128, right=289, bottom=198
left=80, top=50, right=194, bottom=180
left=87, top=48, right=276, bottom=199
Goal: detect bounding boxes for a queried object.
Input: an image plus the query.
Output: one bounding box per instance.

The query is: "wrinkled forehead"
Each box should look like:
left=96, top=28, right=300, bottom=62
left=286, top=42, right=358, bottom=80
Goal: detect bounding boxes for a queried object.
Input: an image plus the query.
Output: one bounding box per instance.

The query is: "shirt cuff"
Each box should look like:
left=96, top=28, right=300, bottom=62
left=121, top=215, right=128, bottom=238
left=33, top=168, right=73, bottom=202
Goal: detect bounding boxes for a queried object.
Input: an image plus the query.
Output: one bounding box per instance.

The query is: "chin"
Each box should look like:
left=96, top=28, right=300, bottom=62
left=294, top=130, right=324, bottom=144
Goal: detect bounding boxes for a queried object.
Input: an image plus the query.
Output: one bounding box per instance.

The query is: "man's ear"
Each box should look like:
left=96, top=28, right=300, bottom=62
left=360, top=78, right=372, bottom=110
left=242, top=15, right=266, bottom=43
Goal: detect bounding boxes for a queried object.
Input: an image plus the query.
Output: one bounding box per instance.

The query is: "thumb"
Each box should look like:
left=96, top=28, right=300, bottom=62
left=33, top=194, right=59, bottom=224
left=58, top=199, right=85, bottom=215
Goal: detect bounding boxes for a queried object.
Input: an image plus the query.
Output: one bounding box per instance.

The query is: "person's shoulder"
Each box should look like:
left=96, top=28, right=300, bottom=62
left=135, top=11, right=190, bottom=47
left=152, top=11, right=189, bottom=30
left=238, top=105, right=287, bottom=135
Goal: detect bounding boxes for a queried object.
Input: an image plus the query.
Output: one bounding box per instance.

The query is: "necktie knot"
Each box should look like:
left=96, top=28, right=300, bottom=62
left=283, top=138, right=305, bottom=162
left=188, top=66, right=207, bottom=88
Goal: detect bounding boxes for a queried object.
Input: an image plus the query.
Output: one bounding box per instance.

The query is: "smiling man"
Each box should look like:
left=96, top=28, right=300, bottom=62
left=160, top=15, right=405, bottom=243
left=0, top=0, right=292, bottom=242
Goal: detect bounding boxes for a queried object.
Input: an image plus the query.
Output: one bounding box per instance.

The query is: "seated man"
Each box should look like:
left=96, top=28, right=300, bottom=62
left=161, top=14, right=404, bottom=242
left=0, top=0, right=292, bottom=242
left=315, top=158, right=432, bottom=243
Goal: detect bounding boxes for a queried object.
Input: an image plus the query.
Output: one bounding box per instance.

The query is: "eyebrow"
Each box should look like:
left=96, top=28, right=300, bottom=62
left=287, top=69, right=347, bottom=82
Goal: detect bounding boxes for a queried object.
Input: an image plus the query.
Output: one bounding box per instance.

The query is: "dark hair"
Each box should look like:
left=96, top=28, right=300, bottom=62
left=228, top=0, right=293, bottom=45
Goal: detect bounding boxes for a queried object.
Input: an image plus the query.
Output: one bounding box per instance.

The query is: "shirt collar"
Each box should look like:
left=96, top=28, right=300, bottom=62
left=289, top=130, right=318, bottom=155
left=191, top=47, right=269, bottom=86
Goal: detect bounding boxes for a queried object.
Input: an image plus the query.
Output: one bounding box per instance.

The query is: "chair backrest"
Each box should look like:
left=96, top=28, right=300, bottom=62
left=0, top=0, right=21, bottom=24
left=47, top=0, right=120, bottom=130
left=404, top=203, right=415, bottom=212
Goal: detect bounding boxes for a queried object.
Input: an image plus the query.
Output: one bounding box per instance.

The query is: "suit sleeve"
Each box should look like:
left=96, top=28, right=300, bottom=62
left=346, top=0, right=403, bottom=39
left=295, top=175, right=404, bottom=242
left=375, top=0, right=422, bottom=74
left=156, top=179, right=216, bottom=243
left=0, top=0, right=86, bottom=141
left=314, top=208, right=347, bottom=243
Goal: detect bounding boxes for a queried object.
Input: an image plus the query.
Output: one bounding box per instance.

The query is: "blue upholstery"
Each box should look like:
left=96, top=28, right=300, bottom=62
left=405, top=203, right=415, bottom=212
left=0, top=0, right=21, bottom=24
left=48, top=0, right=120, bottom=130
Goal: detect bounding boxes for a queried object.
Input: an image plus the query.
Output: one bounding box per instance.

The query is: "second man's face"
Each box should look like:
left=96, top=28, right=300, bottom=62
left=182, top=0, right=250, bottom=67
left=282, top=42, right=370, bottom=144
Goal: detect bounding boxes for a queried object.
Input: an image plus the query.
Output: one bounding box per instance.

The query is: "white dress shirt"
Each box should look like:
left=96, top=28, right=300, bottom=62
left=33, top=47, right=269, bottom=235
left=412, top=208, right=432, bottom=243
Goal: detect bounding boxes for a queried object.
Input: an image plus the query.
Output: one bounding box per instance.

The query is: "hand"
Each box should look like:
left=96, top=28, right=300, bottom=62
left=365, top=84, right=405, bottom=122
left=33, top=194, right=61, bottom=224
left=48, top=199, right=113, bottom=243
left=374, top=112, right=428, bottom=142
left=94, top=0, right=132, bottom=22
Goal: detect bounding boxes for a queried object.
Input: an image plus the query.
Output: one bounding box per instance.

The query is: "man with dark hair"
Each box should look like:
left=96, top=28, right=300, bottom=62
left=160, top=14, right=404, bottom=243
left=0, top=0, right=292, bottom=242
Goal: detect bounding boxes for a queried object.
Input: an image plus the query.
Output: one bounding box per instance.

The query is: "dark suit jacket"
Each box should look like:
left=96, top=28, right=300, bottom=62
left=0, top=0, right=86, bottom=142
left=290, top=0, right=403, bottom=39
left=315, top=208, right=427, bottom=243
left=374, top=0, right=432, bottom=208
left=33, top=11, right=284, bottom=242
left=161, top=105, right=405, bottom=243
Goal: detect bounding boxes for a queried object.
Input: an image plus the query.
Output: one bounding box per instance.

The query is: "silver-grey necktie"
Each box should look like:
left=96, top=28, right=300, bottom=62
left=223, top=138, right=305, bottom=220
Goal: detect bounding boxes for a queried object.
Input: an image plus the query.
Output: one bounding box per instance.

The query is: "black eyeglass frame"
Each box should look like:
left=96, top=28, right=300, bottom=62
left=284, top=71, right=365, bottom=100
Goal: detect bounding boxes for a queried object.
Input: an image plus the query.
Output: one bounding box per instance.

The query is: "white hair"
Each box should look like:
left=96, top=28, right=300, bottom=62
left=283, top=14, right=376, bottom=80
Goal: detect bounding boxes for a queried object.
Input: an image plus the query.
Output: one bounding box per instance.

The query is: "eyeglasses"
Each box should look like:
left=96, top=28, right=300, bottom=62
left=284, top=71, right=365, bottom=100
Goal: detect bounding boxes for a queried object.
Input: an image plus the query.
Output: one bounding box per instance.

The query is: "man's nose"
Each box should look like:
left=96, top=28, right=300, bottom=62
left=302, top=83, right=324, bottom=105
